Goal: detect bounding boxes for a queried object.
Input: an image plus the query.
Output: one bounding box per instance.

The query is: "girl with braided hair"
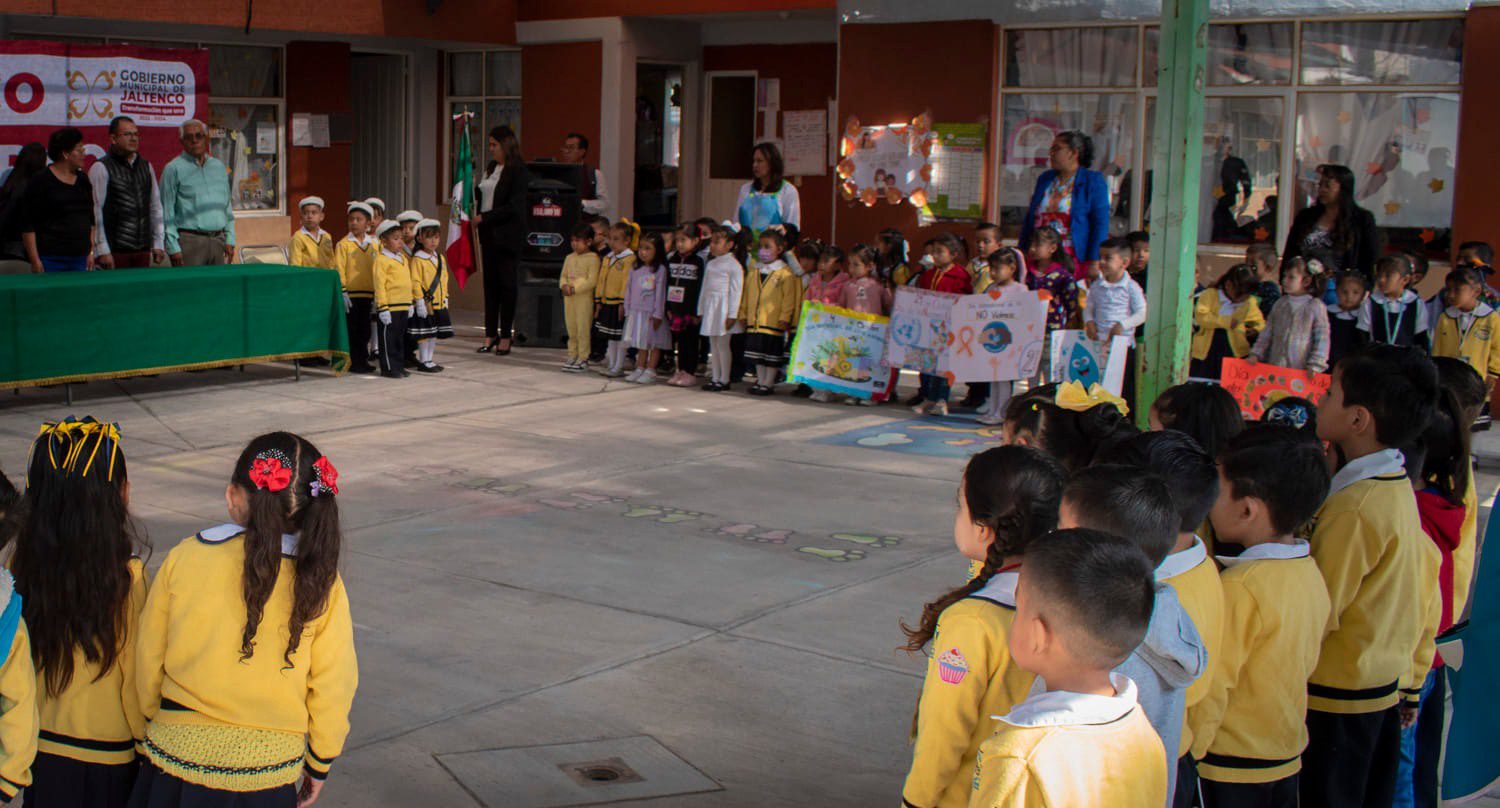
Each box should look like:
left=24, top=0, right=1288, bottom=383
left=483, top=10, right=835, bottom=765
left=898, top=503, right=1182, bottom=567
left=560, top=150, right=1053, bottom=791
left=132, top=432, right=357, bottom=808
left=898, top=446, right=1067, bottom=808
left=13, top=417, right=145, bottom=805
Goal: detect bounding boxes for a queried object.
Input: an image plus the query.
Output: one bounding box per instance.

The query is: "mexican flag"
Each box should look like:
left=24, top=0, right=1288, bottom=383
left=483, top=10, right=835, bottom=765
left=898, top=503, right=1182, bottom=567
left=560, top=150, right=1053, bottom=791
left=447, top=113, right=478, bottom=289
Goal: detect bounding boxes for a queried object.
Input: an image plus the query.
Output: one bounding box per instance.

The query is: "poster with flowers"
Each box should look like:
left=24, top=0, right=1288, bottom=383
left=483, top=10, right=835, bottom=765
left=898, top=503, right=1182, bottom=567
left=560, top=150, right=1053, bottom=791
left=837, top=113, right=938, bottom=208
left=788, top=302, right=891, bottom=400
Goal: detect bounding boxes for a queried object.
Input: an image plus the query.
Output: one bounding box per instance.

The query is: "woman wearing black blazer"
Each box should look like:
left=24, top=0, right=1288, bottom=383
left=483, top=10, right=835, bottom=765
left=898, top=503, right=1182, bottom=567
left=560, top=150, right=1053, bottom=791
left=1282, top=163, right=1382, bottom=280
left=475, top=125, right=530, bottom=355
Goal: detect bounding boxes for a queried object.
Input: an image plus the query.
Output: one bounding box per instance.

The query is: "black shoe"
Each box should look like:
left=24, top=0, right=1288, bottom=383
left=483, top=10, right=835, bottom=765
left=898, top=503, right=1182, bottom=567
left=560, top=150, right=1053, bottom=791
left=477, top=339, right=499, bottom=354
left=588, top=353, right=606, bottom=363
left=417, top=363, right=444, bottom=373
left=702, top=381, right=726, bottom=392
left=748, top=385, right=774, bottom=397
left=400, top=369, right=412, bottom=378
left=350, top=364, right=376, bottom=375
left=958, top=394, right=985, bottom=409
left=793, top=384, right=813, bottom=398
left=381, top=370, right=403, bottom=379
left=404, top=357, right=420, bottom=369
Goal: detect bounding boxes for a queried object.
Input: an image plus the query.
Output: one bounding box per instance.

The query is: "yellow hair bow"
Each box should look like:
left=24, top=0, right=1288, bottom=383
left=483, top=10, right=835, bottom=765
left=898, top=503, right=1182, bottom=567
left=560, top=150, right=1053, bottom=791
left=1054, top=380, right=1130, bottom=417
left=33, top=417, right=124, bottom=482
left=620, top=218, right=642, bottom=251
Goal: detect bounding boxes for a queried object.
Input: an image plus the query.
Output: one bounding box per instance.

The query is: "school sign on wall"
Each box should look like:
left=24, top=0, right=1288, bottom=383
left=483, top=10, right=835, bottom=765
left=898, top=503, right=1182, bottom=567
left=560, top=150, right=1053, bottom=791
left=0, top=41, right=209, bottom=175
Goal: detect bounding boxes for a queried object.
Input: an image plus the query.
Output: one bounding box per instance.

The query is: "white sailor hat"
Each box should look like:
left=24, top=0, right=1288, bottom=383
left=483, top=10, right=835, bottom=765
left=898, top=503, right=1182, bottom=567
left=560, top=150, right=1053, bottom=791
left=347, top=202, right=374, bottom=218
left=375, top=220, right=402, bottom=237
left=417, top=218, right=443, bottom=231
left=364, top=197, right=386, bottom=211
left=396, top=210, right=423, bottom=224
left=298, top=196, right=325, bottom=211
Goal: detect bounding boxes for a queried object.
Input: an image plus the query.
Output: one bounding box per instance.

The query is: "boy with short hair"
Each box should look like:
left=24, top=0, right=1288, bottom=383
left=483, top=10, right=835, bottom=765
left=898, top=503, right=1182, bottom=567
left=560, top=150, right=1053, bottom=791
left=1195, top=425, right=1332, bottom=807
left=1058, top=465, right=1207, bottom=806
left=1246, top=243, right=1280, bottom=313
left=1127, top=230, right=1151, bottom=286
left=288, top=196, right=334, bottom=269
left=335, top=202, right=378, bottom=374
left=396, top=209, right=423, bottom=255
left=1304, top=344, right=1442, bottom=808
left=1432, top=267, right=1500, bottom=389
left=1085, top=237, right=1148, bottom=408
left=1100, top=431, right=1225, bottom=807
left=969, top=528, right=1167, bottom=808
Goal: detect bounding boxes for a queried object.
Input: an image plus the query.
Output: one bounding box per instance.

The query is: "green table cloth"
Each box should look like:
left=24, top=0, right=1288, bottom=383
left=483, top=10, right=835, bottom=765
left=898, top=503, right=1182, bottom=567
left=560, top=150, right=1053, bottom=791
left=0, top=264, right=349, bottom=388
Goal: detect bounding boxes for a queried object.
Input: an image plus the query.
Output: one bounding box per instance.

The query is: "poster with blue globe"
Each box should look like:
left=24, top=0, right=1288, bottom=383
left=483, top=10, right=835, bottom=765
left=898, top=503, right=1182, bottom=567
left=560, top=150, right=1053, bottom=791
left=788, top=302, right=892, bottom=399
left=1049, top=330, right=1131, bottom=396
left=942, top=289, right=1049, bottom=384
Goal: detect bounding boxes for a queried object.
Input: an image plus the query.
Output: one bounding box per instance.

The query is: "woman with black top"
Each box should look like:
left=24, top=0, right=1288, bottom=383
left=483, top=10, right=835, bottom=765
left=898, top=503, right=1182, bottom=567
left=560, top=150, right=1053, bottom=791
left=0, top=142, right=46, bottom=272
left=21, top=128, right=96, bottom=273
left=1283, top=163, right=1382, bottom=281
left=474, top=125, right=530, bottom=355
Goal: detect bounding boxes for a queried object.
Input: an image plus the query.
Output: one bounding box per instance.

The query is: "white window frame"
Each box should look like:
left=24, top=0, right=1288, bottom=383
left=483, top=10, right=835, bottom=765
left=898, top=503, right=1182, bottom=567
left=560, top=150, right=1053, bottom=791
left=993, top=13, right=1464, bottom=251
left=442, top=48, right=522, bottom=204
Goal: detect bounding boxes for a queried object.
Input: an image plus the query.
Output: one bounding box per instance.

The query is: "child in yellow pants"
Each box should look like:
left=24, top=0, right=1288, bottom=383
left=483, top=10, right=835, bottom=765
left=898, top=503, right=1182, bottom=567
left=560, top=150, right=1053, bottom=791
left=560, top=224, right=602, bottom=371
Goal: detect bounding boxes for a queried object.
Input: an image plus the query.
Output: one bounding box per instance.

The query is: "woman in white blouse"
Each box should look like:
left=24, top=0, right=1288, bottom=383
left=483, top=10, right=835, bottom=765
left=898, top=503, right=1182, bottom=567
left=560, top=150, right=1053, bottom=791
left=475, top=126, right=530, bottom=355
left=735, top=142, right=800, bottom=236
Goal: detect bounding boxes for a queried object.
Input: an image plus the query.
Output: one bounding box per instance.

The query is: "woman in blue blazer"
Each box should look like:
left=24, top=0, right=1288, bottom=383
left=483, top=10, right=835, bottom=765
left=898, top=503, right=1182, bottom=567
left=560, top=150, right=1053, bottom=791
left=1019, top=130, right=1112, bottom=280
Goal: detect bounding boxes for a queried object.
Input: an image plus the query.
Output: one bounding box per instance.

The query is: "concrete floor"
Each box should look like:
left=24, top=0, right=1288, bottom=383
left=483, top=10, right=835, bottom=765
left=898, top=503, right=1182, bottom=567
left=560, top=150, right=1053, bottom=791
left=0, top=330, right=1495, bottom=807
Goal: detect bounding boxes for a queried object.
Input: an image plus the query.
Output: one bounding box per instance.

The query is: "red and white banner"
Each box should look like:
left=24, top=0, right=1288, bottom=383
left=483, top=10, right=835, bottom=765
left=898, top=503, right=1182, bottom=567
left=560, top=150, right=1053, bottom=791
left=0, top=40, right=209, bottom=175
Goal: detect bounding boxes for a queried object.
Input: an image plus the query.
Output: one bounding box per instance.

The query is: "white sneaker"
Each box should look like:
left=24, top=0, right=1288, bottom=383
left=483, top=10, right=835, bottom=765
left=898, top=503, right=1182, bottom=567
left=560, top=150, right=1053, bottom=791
left=810, top=390, right=832, bottom=403
left=930, top=401, right=949, bottom=417
left=636, top=369, right=657, bottom=384
left=625, top=368, right=645, bottom=383
left=977, top=412, right=1004, bottom=425
left=912, top=401, right=932, bottom=415
left=851, top=398, right=873, bottom=407
left=603, top=367, right=627, bottom=378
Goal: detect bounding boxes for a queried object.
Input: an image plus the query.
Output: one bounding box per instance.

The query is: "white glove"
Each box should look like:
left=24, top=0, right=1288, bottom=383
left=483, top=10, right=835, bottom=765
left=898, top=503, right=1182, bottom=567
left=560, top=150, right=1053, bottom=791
left=416, top=299, right=429, bottom=317
left=379, top=310, right=392, bottom=325
left=406, top=305, right=414, bottom=316
left=442, top=297, right=449, bottom=309
left=343, top=292, right=352, bottom=312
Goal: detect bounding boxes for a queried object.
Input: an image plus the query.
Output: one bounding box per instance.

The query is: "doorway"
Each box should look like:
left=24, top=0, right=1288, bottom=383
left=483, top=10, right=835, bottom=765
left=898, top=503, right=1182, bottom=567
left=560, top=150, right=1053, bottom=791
left=634, top=63, right=685, bottom=228
left=700, top=71, right=756, bottom=225
left=349, top=52, right=408, bottom=209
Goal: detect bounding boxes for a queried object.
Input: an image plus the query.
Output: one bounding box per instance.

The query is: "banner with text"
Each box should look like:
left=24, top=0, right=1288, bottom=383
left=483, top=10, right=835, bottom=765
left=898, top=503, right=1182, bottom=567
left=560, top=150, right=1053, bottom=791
left=788, top=302, right=891, bottom=400
left=886, top=287, right=959, bottom=375
left=944, top=288, right=1049, bottom=384
left=1220, top=358, right=1332, bottom=419
left=0, top=40, right=209, bottom=176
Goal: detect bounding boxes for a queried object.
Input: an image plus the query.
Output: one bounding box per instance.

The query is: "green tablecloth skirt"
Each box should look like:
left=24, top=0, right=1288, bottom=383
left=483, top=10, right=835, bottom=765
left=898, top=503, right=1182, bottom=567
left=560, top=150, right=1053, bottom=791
left=0, top=264, right=349, bottom=388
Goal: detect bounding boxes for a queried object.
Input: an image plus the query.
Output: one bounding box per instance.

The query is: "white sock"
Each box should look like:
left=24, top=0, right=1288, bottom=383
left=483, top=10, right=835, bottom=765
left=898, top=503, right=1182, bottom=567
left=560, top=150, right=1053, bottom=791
left=985, top=383, right=1013, bottom=418
left=757, top=366, right=775, bottom=387
left=608, top=341, right=624, bottom=372
left=711, top=336, right=729, bottom=383
left=419, top=340, right=434, bottom=364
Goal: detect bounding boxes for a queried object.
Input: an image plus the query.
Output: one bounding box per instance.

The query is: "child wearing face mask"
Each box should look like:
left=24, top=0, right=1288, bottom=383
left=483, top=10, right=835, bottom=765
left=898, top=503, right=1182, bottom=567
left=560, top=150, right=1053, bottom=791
left=739, top=229, right=802, bottom=396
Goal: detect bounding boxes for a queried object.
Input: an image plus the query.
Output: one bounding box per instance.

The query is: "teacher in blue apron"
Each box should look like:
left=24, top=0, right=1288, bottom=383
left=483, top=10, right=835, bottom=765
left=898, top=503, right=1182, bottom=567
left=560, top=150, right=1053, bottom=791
left=736, top=142, right=801, bottom=235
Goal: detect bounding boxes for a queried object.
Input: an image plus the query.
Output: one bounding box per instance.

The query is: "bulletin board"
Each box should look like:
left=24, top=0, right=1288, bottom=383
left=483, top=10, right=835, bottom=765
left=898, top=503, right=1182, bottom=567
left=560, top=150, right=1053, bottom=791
left=925, top=123, right=987, bottom=221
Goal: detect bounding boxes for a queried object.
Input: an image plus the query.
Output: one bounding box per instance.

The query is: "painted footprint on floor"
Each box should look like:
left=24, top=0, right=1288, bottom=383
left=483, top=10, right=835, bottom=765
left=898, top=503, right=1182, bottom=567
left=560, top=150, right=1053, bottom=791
left=538, top=492, right=628, bottom=510
left=797, top=547, right=867, bottom=562
left=712, top=523, right=793, bottom=544
left=455, top=478, right=529, bottom=496
left=831, top=533, right=902, bottom=549
left=622, top=504, right=705, bottom=524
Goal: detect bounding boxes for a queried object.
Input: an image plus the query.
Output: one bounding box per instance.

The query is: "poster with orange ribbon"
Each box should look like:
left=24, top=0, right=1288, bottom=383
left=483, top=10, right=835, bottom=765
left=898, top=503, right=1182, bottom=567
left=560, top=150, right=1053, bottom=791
left=942, top=288, right=1048, bottom=384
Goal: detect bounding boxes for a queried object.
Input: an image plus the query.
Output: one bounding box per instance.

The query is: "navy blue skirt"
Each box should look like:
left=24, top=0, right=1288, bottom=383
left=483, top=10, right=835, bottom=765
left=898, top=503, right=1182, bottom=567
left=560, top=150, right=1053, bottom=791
left=26, top=752, right=138, bottom=808
left=126, top=763, right=296, bottom=808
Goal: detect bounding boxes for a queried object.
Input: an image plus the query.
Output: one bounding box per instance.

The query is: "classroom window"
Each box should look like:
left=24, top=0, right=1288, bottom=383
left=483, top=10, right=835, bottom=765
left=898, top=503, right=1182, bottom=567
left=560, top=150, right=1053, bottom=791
left=1005, top=27, right=1139, bottom=88
left=445, top=50, right=522, bottom=196
left=997, top=93, right=1137, bottom=239
left=206, top=103, right=282, bottom=212
left=1146, top=23, right=1295, bottom=86
left=1300, top=19, right=1463, bottom=86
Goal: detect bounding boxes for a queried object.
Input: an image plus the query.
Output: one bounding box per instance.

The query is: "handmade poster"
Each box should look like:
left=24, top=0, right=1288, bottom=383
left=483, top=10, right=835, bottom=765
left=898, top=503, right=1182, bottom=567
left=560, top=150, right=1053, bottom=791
left=943, top=289, right=1049, bottom=384
left=837, top=114, right=937, bottom=208
left=0, top=40, right=209, bottom=173
left=1049, top=330, right=1131, bottom=395
left=781, top=110, right=827, bottom=177
left=885, top=288, right=959, bottom=375
left=788, top=302, right=891, bottom=399
left=926, top=123, right=987, bottom=220
left=1219, top=358, right=1332, bottom=418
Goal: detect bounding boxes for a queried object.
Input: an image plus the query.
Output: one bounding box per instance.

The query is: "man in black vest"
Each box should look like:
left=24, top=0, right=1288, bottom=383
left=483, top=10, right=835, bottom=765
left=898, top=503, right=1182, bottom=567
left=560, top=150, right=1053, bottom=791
left=87, top=116, right=165, bottom=268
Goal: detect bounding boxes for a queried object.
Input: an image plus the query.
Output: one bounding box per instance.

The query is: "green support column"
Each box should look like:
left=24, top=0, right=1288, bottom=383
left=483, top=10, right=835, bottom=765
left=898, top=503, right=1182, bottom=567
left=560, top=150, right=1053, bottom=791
left=1137, top=0, right=1210, bottom=423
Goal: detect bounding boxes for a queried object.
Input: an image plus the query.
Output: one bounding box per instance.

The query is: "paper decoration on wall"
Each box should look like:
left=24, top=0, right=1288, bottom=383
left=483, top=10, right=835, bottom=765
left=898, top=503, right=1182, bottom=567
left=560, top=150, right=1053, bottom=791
left=788, top=302, right=891, bottom=400
left=837, top=113, right=937, bottom=208
left=925, top=123, right=987, bottom=221
left=1219, top=358, right=1332, bottom=419
left=1049, top=330, right=1131, bottom=396
left=943, top=288, right=1049, bottom=384
left=885, top=288, right=959, bottom=374
left=781, top=110, right=827, bottom=177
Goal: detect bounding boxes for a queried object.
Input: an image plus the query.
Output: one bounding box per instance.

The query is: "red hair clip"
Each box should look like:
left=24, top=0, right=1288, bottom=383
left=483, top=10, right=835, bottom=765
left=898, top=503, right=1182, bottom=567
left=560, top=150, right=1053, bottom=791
left=310, top=455, right=340, bottom=497
left=248, top=449, right=293, bottom=493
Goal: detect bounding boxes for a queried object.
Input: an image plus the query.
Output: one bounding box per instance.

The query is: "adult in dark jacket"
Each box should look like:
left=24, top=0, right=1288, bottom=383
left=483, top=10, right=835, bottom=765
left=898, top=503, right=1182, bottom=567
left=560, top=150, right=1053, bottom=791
left=0, top=142, right=46, bottom=270
left=474, top=125, right=530, bottom=355
left=20, top=128, right=96, bottom=273
left=1019, top=130, right=1113, bottom=283
left=87, top=115, right=166, bottom=268
left=1282, top=163, right=1382, bottom=280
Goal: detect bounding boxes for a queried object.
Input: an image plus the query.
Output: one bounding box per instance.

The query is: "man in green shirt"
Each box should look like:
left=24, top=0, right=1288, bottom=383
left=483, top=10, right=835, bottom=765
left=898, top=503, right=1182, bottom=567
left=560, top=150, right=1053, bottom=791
left=161, top=119, right=236, bottom=266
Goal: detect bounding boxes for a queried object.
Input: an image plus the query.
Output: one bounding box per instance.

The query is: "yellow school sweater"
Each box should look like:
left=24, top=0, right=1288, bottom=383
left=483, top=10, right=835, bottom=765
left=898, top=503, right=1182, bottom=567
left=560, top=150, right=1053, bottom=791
left=334, top=235, right=377, bottom=297
left=410, top=251, right=449, bottom=311
left=1455, top=476, right=1481, bottom=618
left=0, top=578, right=37, bottom=803
left=904, top=573, right=1036, bottom=808
left=373, top=249, right=415, bottom=314
left=596, top=250, right=634, bottom=306
left=893, top=263, right=915, bottom=288
left=969, top=676, right=1166, bottom=808
left=288, top=228, right=335, bottom=270
left=1432, top=304, right=1500, bottom=379
left=560, top=251, right=601, bottom=300
left=740, top=261, right=802, bottom=336
left=37, top=558, right=147, bottom=765
left=136, top=526, right=358, bottom=790
left=1191, top=291, right=1265, bottom=361
left=1193, top=544, right=1331, bottom=784
left=1159, top=539, right=1225, bottom=758
left=1306, top=453, right=1434, bottom=713
left=970, top=259, right=992, bottom=294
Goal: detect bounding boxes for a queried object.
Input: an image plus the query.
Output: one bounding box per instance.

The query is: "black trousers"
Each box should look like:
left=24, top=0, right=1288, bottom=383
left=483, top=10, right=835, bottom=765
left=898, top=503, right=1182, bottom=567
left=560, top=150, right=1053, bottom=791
left=377, top=311, right=409, bottom=375
left=346, top=298, right=374, bottom=371
left=1411, top=668, right=1446, bottom=808
left=480, top=228, right=519, bottom=339
left=673, top=322, right=701, bottom=374
left=1201, top=774, right=1299, bottom=808
left=1301, top=707, right=1400, bottom=808
left=1174, top=754, right=1200, bottom=808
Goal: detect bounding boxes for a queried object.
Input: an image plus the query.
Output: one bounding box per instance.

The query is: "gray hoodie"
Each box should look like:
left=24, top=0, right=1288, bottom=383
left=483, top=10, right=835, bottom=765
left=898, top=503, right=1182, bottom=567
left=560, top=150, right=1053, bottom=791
left=1117, top=583, right=1207, bottom=807
left=1023, top=582, right=1206, bottom=805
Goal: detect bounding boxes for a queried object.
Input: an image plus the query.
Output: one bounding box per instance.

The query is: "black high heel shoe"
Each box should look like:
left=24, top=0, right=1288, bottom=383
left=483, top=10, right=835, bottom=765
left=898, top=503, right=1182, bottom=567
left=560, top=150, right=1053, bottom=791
left=476, top=338, right=500, bottom=354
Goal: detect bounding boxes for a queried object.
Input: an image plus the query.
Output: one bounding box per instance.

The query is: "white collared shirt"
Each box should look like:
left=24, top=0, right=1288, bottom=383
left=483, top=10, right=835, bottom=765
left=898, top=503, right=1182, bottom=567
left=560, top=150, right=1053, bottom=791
left=345, top=233, right=374, bottom=248
left=999, top=672, right=1139, bottom=727
left=380, top=247, right=405, bottom=261
left=607, top=248, right=635, bottom=263
left=301, top=227, right=328, bottom=243
left=971, top=570, right=1020, bottom=607
left=1328, top=448, right=1406, bottom=497
left=1217, top=539, right=1311, bottom=568
left=1155, top=537, right=1208, bottom=582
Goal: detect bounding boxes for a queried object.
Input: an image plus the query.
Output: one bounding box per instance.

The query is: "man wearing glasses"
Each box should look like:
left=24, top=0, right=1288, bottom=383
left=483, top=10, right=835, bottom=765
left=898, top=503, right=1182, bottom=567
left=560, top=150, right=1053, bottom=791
left=88, top=116, right=166, bottom=269
left=160, top=119, right=236, bottom=266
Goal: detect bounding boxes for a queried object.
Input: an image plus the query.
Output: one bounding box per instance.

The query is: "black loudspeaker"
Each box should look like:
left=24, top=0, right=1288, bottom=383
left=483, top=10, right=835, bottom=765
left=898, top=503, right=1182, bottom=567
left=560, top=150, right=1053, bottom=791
left=524, top=179, right=581, bottom=263
left=514, top=261, right=566, bottom=348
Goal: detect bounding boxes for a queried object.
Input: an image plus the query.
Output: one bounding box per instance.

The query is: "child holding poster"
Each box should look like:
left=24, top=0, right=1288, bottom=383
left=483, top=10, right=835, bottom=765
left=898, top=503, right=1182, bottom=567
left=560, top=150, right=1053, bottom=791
left=977, top=249, right=1028, bottom=426
left=912, top=233, right=973, bottom=416
left=839, top=245, right=892, bottom=407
